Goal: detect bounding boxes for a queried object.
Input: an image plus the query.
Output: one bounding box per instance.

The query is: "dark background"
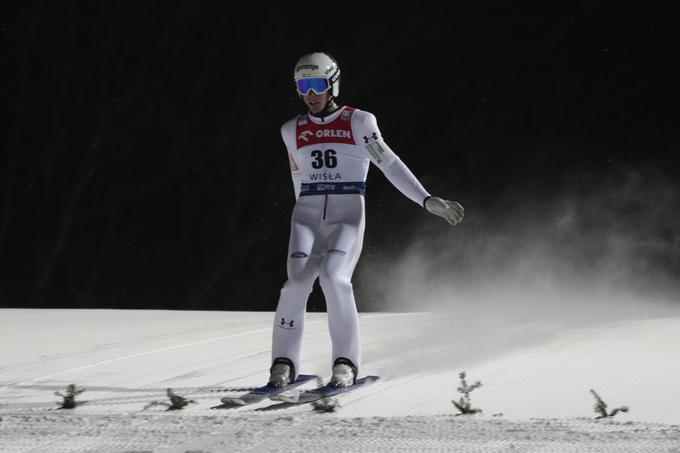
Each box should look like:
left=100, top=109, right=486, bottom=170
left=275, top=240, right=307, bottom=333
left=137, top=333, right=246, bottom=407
left=2, top=2, right=678, bottom=311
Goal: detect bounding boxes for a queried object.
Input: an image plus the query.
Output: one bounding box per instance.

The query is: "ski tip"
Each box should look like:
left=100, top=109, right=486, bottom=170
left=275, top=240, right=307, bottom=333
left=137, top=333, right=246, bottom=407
left=359, top=375, right=380, bottom=384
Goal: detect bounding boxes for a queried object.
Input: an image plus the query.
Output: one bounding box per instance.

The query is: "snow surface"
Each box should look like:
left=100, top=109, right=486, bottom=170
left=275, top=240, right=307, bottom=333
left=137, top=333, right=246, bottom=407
left=1, top=308, right=680, bottom=452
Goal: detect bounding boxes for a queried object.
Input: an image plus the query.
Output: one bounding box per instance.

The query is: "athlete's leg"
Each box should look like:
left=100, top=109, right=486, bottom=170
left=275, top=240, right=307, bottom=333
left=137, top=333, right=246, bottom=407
left=271, top=199, right=322, bottom=379
left=318, top=195, right=366, bottom=375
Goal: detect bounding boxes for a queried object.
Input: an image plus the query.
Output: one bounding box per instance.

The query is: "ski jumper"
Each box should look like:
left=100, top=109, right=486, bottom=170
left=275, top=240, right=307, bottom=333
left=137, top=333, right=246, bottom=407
left=272, top=106, right=431, bottom=378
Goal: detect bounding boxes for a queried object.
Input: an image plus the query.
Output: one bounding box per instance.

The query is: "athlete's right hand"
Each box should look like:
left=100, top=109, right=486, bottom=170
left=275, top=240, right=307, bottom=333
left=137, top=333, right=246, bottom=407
left=424, top=196, right=464, bottom=226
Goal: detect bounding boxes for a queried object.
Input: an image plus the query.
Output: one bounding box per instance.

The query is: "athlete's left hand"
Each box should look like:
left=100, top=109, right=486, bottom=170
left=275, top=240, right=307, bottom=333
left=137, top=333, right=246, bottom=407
left=424, top=196, right=464, bottom=226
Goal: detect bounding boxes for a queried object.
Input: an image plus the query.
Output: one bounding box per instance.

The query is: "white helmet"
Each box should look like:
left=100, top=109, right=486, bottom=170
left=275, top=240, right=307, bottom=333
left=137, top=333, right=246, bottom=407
left=293, top=52, right=341, bottom=97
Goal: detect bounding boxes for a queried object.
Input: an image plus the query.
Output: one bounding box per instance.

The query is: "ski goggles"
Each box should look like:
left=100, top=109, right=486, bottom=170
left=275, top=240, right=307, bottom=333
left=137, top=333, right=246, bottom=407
left=295, top=77, right=331, bottom=95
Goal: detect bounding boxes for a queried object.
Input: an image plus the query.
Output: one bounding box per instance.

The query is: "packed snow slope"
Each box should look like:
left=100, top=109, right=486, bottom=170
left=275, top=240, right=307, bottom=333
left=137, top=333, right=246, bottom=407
left=1, top=307, right=679, bottom=424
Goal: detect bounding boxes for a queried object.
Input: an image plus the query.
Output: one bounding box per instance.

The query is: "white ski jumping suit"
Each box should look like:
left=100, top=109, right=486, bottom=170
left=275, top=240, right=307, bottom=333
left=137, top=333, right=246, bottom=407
left=272, top=105, right=431, bottom=377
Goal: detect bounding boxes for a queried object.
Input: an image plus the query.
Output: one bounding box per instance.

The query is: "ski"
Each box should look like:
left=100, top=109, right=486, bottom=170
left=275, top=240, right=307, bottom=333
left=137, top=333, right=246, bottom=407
left=220, top=374, right=318, bottom=407
left=270, top=375, right=380, bottom=404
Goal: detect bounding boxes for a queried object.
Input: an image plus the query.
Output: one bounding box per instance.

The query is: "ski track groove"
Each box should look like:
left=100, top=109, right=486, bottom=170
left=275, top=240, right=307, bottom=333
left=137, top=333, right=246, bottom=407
left=0, top=318, right=332, bottom=415
left=101, top=346, right=269, bottom=388
left=1, top=320, right=317, bottom=392
left=337, top=373, right=425, bottom=415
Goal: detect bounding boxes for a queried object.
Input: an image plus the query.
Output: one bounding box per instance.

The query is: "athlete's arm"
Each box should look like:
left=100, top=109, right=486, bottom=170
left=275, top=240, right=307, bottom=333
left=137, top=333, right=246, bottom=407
left=357, top=112, right=464, bottom=225
left=357, top=112, right=430, bottom=206
left=281, top=120, right=302, bottom=200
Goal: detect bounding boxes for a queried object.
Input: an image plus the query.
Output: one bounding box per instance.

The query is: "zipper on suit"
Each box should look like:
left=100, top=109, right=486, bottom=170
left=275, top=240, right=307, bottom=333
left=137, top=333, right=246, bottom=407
left=323, top=194, right=328, bottom=221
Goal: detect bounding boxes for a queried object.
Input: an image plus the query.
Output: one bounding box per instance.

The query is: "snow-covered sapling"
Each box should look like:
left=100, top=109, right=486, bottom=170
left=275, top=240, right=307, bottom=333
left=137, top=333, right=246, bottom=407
left=590, top=389, right=629, bottom=419
left=55, top=384, right=86, bottom=409
left=144, top=388, right=196, bottom=411
left=312, top=396, right=340, bottom=413
left=311, top=376, right=340, bottom=413
left=452, top=371, right=482, bottom=415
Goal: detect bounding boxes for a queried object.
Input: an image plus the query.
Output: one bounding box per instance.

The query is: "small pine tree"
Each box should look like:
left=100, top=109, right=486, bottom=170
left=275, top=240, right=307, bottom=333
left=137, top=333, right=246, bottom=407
left=144, top=388, right=196, bottom=411
left=590, top=389, right=629, bottom=419
left=55, top=384, right=85, bottom=409
left=312, top=396, right=340, bottom=413
left=311, top=376, right=340, bottom=413
left=165, top=388, right=196, bottom=410
left=452, top=371, right=482, bottom=415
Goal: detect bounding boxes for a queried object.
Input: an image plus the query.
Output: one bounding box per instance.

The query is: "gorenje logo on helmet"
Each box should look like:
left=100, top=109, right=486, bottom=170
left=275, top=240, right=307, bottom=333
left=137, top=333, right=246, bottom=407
left=296, top=64, right=319, bottom=72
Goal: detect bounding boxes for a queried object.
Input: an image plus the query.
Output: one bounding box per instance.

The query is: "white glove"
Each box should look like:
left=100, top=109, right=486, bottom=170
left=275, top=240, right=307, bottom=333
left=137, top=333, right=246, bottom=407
left=424, top=196, right=464, bottom=226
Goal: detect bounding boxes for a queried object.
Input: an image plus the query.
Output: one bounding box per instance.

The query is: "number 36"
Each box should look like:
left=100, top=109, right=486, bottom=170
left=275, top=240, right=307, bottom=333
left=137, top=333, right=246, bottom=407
left=311, top=149, right=337, bottom=169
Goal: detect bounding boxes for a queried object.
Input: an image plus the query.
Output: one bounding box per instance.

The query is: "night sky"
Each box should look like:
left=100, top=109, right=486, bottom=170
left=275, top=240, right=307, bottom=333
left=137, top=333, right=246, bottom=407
left=2, top=2, right=678, bottom=310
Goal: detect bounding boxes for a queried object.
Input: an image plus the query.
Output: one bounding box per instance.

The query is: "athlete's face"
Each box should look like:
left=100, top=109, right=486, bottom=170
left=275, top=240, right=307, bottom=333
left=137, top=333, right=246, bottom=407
left=302, top=91, right=332, bottom=114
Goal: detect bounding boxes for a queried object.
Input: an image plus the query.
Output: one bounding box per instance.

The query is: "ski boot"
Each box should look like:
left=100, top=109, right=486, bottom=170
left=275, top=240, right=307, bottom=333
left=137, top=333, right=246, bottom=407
left=268, top=358, right=295, bottom=387
left=329, top=358, right=357, bottom=388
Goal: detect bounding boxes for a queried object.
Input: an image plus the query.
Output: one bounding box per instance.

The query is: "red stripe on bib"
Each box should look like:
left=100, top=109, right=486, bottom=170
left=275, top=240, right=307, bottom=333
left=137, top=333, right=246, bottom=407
left=295, top=107, right=356, bottom=149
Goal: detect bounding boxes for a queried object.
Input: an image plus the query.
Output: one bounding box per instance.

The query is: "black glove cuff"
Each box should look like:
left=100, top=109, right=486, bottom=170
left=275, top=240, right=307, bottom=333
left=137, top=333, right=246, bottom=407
left=422, top=195, right=433, bottom=208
